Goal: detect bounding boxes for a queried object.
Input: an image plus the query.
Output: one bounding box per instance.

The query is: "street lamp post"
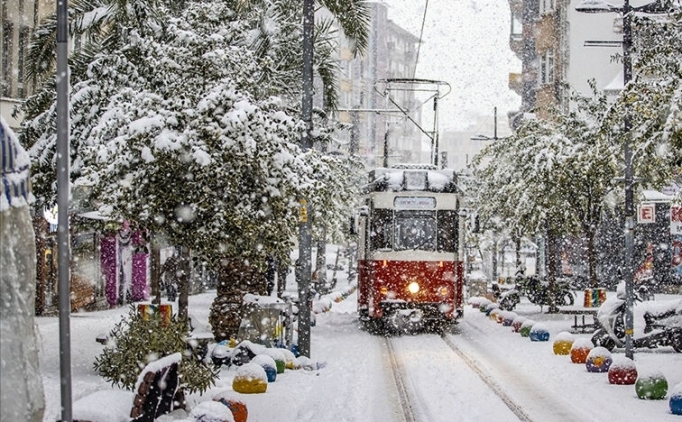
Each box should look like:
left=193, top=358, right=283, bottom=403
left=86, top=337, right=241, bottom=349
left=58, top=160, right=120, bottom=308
left=574, top=0, right=669, bottom=359
left=297, top=0, right=314, bottom=358
left=56, top=0, right=73, bottom=420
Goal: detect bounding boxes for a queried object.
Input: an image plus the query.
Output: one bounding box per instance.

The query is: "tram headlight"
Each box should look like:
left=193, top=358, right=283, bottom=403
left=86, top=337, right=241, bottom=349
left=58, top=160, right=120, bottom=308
left=439, top=286, right=449, bottom=297
left=407, top=281, right=420, bottom=294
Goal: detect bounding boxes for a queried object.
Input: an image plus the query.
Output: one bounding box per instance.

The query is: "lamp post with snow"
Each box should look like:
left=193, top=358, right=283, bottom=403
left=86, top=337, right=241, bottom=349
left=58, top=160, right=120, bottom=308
left=575, top=0, right=669, bottom=359
left=297, top=0, right=314, bottom=358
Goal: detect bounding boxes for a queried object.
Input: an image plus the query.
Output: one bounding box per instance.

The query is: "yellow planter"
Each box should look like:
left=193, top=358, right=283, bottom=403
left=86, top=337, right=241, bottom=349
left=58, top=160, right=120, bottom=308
left=232, top=377, right=268, bottom=394
left=553, top=339, right=573, bottom=355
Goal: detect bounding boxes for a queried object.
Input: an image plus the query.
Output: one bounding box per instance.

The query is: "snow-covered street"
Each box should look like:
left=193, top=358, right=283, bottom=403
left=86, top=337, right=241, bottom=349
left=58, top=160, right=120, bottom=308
left=37, top=258, right=682, bottom=422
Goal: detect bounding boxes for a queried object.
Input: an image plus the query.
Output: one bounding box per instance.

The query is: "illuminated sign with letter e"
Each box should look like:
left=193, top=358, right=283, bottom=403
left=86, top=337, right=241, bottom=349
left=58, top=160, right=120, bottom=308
left=638, top=203, right=655, bottom=224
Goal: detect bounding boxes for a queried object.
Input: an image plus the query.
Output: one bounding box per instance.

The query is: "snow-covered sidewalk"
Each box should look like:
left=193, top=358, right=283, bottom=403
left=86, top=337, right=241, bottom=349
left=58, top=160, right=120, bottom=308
left=36, top=284, right=682, bottom=422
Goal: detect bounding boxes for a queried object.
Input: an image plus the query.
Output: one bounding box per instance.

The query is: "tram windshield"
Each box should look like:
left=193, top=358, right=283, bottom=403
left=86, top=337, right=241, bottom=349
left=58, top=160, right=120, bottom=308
left=394, top=210, right=436, bottom=251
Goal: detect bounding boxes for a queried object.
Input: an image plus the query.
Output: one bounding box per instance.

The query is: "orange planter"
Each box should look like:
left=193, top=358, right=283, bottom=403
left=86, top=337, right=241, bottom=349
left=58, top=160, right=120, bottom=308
left=570, top=347, right=591, bottom=364
left=214, top=398, right=248, bottom=422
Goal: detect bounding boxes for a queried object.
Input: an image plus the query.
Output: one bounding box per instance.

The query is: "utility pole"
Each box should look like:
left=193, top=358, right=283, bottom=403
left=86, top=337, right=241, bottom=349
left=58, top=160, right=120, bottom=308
left=297, top=0, right=314, bottom=358
left=621, top=0, right=635, bottom=361
left=575, top=0, right=638, bottom=359
left=56, top=0, right=73, bottom=420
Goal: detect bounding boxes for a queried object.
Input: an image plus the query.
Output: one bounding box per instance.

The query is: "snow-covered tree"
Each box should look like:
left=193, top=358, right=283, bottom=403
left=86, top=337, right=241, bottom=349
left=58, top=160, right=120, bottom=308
left=472, top=90, right=620, bottom=292
left=234, top=0, right=371, bottom=109
left=22, top=0, right=363, bottom=265
left=606, top=9, right=682, bottom=192
left=20, top=0, right=366, bottom=337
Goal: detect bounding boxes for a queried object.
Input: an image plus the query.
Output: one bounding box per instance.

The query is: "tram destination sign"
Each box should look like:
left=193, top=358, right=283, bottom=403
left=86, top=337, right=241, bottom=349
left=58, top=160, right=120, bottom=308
left=394, top=196, right=436, bottom=210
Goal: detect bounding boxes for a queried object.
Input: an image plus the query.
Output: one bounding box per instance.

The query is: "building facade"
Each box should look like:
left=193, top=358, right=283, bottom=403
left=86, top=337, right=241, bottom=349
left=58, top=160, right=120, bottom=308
left=506, top=0, right=658, bottom=122
left=1, top=0, right=55, bottom=129
left=333, top=2, right=422, bottom=169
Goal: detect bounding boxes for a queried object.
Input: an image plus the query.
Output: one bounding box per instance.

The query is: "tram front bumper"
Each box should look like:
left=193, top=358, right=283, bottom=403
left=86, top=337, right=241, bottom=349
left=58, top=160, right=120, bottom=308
left=379, top=301, right=455, bottom=322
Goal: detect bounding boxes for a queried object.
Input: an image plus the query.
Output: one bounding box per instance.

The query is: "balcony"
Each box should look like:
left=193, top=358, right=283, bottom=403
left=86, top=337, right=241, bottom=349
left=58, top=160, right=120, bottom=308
left=508, top=72, right=523, bottom=96
left=509, top=34, right=523, bottom=59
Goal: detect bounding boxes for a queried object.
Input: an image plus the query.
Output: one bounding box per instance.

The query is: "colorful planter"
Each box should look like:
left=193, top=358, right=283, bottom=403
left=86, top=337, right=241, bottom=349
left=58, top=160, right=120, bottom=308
left=511, top=316, right=527, bottom=333
left=669, top=382, right=682, bottom=415
left=530, top=323, right=550, bottom=342
left=585, top=347, right=612, bottom=373
left=636, top=372, right=668, bottom=400
left=489, top=308, right=501, bottom=321
left=520, top=319, right=535, bottom=337
left=608, top=357, right=637, bottom=385
left=570, top=338, right=594, bottom=364
left=214, top=398, right=249, bottom=422
left=265, top=348, right=287, bottom=374
left=486, top=304, right=500, bottom=317
left=252, top=355, right=278, bottom=383
left=502, top=312, right=517, bottom=327
left=552, top=332, right=575, bottom=355
left=232, top=363, right=268, bottom=394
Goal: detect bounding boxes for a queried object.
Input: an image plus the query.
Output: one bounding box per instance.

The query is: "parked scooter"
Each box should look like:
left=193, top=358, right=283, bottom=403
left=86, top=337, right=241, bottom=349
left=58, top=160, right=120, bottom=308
left=492, top=283, right=520, bottom=311
left=516, top=275, right=575, bottom=307
left=591, top=282, right=682, bottom=352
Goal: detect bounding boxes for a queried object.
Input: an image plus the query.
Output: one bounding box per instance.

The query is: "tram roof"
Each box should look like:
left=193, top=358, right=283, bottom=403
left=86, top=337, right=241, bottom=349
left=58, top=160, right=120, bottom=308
left=362, top=165, right=458, bottom=194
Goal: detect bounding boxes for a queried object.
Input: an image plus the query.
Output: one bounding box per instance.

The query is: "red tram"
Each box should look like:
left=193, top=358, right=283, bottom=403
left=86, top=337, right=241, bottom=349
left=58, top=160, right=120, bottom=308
left=355, top=165, right=464, bottom=332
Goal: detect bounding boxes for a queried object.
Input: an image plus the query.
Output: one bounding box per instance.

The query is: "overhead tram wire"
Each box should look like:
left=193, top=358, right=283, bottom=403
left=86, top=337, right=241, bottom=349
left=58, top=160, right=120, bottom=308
left=412, top=0, right=430, bottom=78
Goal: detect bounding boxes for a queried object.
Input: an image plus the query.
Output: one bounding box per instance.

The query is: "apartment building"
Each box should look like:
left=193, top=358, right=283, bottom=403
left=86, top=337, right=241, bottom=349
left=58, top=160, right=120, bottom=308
left=334, top=2, right=422, bottom=169
left=1, top=0, right=54, bottom=129
left=506, top=0, right=664, bottom=123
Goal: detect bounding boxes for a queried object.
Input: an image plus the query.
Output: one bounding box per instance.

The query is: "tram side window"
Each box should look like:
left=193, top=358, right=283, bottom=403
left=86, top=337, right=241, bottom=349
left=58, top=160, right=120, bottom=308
left=370, top=209, right=393, bottom=250
left=437, top=210, right=458, bottom=252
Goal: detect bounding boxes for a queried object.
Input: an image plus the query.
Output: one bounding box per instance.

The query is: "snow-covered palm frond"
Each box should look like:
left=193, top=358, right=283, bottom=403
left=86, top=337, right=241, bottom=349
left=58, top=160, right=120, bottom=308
left=319, top=0, right=370, bottom=57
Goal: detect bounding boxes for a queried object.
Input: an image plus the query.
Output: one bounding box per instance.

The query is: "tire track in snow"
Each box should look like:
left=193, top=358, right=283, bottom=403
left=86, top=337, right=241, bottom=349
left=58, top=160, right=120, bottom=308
left=440, top=334, right=534, bottom=422
left=387, top=334, right=526, bottom=422
left=385, top=337, right=418, bottom=422
left=448, top=318, right=597, bottom=422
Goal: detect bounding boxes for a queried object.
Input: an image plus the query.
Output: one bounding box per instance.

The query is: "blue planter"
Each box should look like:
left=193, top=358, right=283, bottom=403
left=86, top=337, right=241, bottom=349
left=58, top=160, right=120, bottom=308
left=670, top=393, right=682, bottom=415
left=263, top=365, right=277, bottom=383
left=530, top=330, right=550, bottom=342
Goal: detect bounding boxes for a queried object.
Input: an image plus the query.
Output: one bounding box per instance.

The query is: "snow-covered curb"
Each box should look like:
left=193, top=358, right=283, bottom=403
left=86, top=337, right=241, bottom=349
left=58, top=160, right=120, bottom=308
left=313, top=284, right=357, bottom=314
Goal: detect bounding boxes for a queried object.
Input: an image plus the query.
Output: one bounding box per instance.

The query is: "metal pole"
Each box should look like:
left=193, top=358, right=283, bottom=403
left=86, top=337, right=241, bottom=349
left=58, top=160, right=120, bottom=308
left=383, top=129, right=389, bottom=168
left=297, top=0, right=314, bottom=358
left=491, top=236, right=497, bottom=283
left=56, top=0, right=72, bottom=420
left=433, top=96, right=439, bottom=167
left=622, top=0, right=635, bottom=360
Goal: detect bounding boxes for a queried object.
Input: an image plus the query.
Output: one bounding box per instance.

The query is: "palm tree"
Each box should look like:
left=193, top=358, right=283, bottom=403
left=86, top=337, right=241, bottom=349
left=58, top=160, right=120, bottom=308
left=232, top=0, right=371, bottom=110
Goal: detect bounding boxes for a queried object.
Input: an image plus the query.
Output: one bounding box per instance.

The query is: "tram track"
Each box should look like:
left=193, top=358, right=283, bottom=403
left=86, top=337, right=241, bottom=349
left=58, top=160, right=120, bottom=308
left=385, top=331, right=543, bottom=422
left=385, top=333, right=532, bottom=422
left=385, top=337, right=418, bottom=422
left=439, top=334, right=534, bottom=422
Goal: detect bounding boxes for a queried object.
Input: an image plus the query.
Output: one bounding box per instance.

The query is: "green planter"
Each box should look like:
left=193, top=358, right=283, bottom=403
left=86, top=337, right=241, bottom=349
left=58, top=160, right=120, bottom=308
left=636, top=374, right=668, bottom=400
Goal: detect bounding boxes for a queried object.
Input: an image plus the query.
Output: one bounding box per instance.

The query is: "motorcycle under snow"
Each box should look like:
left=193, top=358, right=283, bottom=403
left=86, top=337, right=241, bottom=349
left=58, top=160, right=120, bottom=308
left=492, top=283, right=520, bottom=311
left=591, top=284, right=682, bottom=352
left=517, top=275, right=576, bottom=307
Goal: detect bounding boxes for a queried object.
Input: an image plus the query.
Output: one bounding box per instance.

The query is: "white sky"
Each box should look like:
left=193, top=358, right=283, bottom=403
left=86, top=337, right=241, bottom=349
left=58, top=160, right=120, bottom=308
left=384, top=0, right=522, bottom=131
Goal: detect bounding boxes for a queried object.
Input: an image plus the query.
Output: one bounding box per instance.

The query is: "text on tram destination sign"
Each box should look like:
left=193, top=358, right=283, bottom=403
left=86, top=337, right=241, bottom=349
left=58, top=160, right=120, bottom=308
left=394, top=197, right=436, bottom=210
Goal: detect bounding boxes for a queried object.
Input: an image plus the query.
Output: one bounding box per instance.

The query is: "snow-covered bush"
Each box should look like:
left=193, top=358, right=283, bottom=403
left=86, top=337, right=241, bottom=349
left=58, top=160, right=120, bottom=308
left=93, top=306, right=218, bottom=394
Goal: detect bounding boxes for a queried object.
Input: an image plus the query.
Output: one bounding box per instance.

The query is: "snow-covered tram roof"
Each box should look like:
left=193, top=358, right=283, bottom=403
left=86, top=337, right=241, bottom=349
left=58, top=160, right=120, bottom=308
left=362, top=164, right=458, bottom=194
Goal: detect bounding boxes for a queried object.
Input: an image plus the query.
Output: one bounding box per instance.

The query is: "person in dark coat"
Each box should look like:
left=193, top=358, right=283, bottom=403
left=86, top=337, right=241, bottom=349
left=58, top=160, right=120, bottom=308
left=161, top=250, right=180, bottom=301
